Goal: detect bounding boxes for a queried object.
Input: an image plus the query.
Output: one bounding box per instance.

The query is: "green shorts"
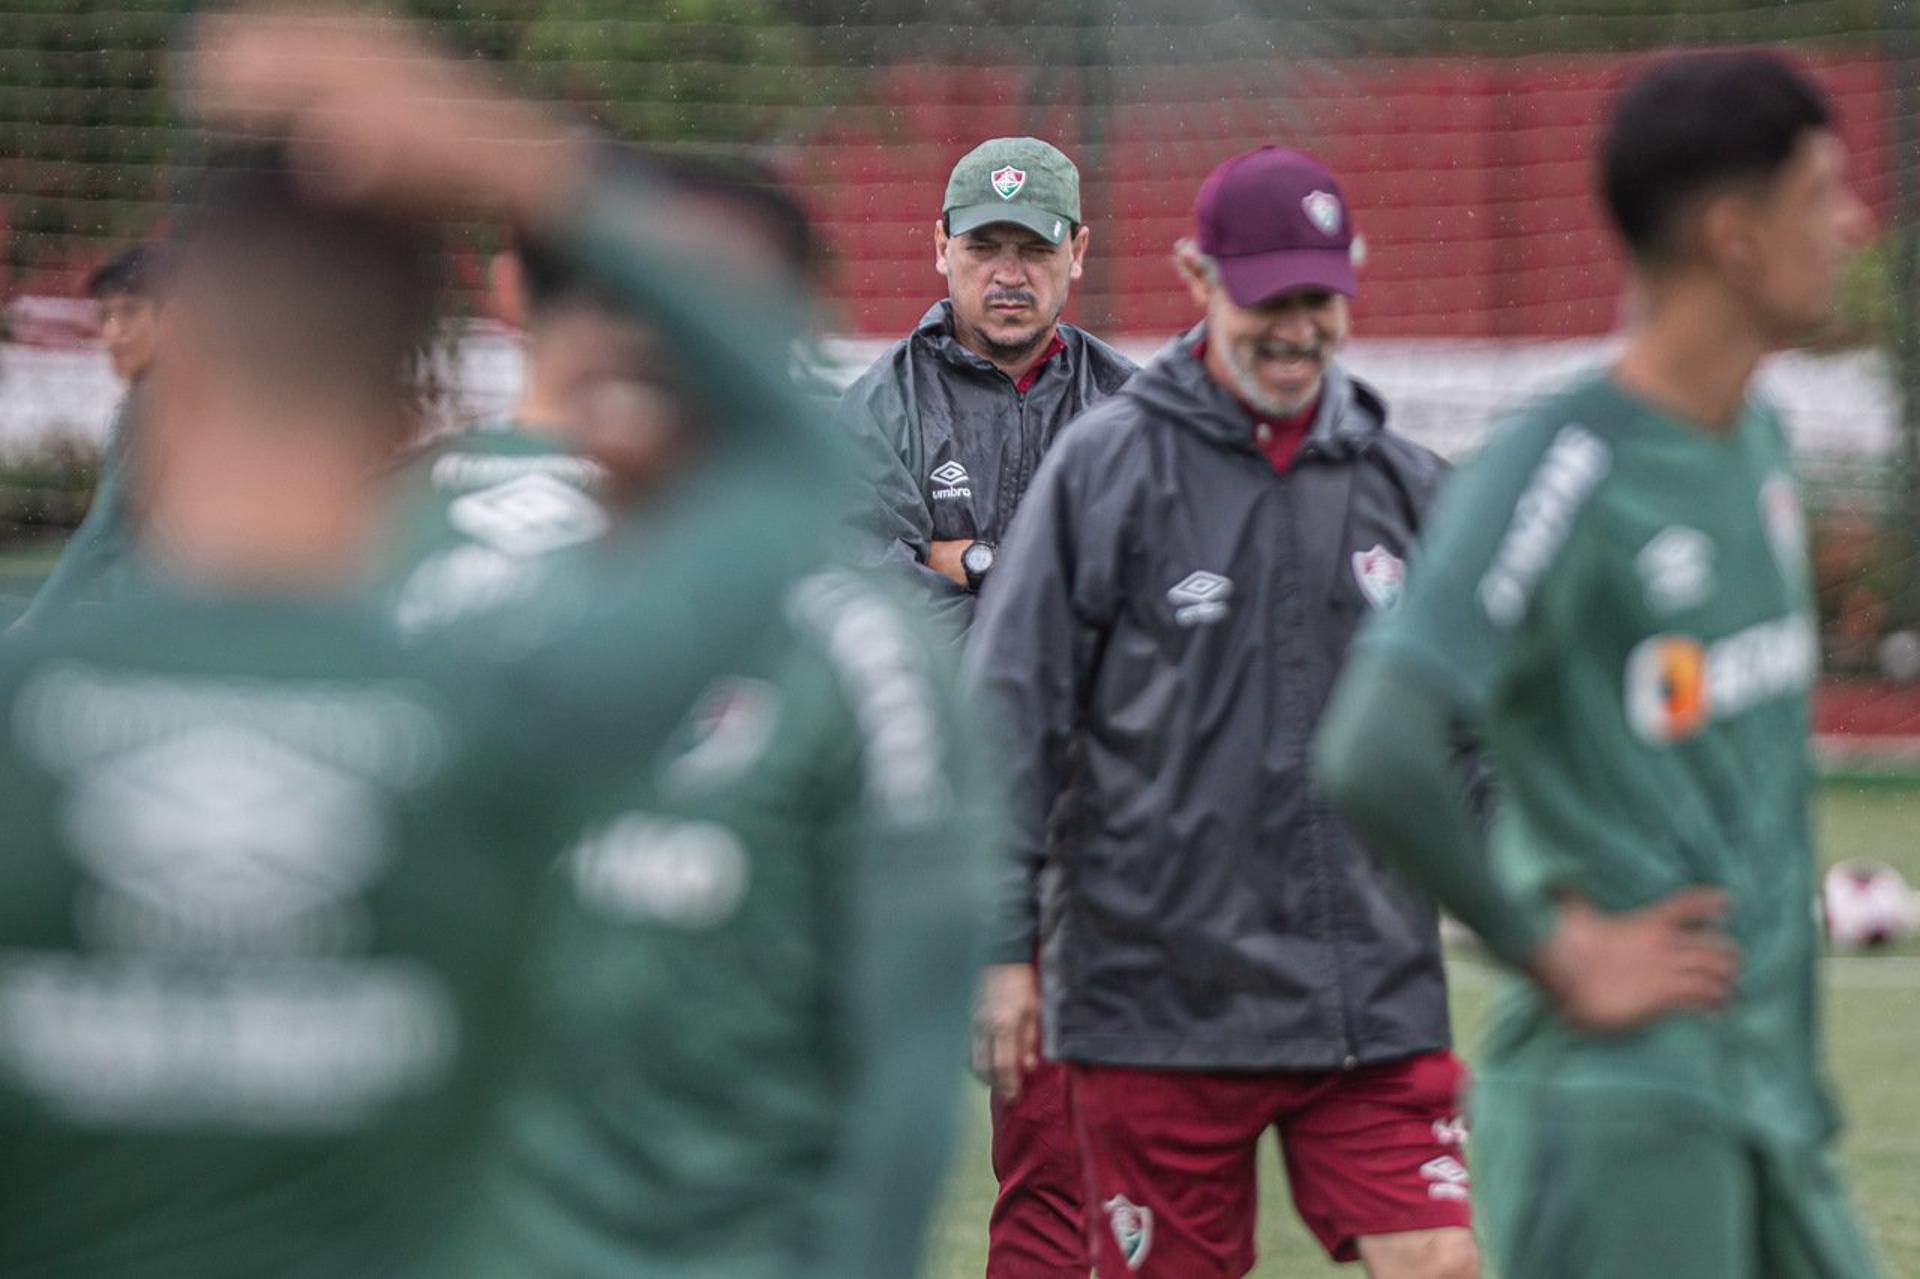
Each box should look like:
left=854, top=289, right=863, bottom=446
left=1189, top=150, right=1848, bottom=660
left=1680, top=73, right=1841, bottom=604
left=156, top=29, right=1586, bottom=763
left=1472, top=1084, right=1881, bottom=1279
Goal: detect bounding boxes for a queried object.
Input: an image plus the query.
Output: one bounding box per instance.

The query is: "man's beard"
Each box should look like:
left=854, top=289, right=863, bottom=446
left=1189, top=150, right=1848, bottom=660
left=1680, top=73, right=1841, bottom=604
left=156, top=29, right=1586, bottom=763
left=1223, top=338, right=1326, bottom=418
left=974, top=290, right=1064, bottom=362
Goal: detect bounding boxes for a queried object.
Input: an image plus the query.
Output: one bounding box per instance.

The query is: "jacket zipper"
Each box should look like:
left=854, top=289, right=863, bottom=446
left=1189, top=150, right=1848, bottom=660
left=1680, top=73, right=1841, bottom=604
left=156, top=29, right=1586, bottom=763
left=1279, top=441, right=1360, bottom=1069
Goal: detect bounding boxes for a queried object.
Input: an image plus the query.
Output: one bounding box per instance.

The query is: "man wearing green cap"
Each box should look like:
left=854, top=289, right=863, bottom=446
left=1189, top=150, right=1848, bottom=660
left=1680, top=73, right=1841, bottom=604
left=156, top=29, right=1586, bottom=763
left=837, top=136, right=1134, bottom=637
left=834, top=135, right=1133, bottom=1279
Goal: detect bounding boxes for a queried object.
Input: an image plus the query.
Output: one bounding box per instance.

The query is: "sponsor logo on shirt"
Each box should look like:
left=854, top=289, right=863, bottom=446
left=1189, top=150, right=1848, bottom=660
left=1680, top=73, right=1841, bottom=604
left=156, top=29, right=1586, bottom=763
left=1625, top=614, right=1816, bottom=744
left=1168, top=571, right=1233, bottom=626
left=1478, top=425, right=1611, bottom=629
left=929, top=460, right=973, bottom=501
left=1635, top=525, right=1715, bottom=614
left=1351, top=545, right=1406, bottom=610
left=568, top=814, right=750, bottom=928
left=1421, top=1154, right=1471, bottom=1202
left=1104, top=1194, right=1153, bottom=1269
left=393, top=545, right=544, bottom=637
left=447, top=473, right=609, bottom=558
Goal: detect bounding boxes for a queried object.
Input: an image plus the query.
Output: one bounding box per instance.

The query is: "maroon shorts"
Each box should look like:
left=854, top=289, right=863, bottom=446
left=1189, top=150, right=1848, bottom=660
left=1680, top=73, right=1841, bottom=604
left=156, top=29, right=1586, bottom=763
left=1069, top=1051, right=1472, bottom=1277
left=988, top=1055, right=1089, bottom=1277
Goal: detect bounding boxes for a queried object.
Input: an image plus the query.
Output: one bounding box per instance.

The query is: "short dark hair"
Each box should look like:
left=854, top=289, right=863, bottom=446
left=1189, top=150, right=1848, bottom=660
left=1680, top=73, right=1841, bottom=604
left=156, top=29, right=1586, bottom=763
left=170, top=146, right=441, bottom=430
left=1601, top=51, right=1832, bottom=265
left=86, top=241, right=170, bottom=301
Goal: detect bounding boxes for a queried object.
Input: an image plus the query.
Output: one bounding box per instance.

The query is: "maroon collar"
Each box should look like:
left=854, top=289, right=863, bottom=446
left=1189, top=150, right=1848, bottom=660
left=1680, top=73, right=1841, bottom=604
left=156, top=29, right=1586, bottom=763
left=1013, top=332, right=1069, bottom=395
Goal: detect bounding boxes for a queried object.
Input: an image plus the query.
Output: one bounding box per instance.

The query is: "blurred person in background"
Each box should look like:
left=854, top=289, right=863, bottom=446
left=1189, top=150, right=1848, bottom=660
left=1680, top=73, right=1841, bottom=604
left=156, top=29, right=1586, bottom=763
left=373, top=142, right=995, bottom=1279
left=0, top=11, right=989, bottom=1278
left=1317, top=51, right=1880, bottom=1279
left=189, top=20, right=995, bottom=1279
left=835, top=134, right=1134, bottom=1279
left=382, top=149, right=824, bottom=638
left=15, top=241, right=170, bottom=627
left=970, top=148, right=1480, bottom=1279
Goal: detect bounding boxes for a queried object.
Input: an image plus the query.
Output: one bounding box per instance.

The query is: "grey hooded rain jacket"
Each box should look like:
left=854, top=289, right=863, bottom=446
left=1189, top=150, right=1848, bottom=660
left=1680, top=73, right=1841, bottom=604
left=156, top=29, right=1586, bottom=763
left=970, top=324, right=1464, bottom=1072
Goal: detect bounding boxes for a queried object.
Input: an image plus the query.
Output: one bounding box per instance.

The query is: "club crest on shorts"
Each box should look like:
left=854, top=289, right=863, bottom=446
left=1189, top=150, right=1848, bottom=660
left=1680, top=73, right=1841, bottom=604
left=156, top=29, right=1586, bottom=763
left=1303, top=189, right=1343, bottom=236
left=991, top=165, right=1027, bottom=200
left=1351, top=545, right=1405, bottom=610
left=1104, top=1194, right=1153, bottom=1269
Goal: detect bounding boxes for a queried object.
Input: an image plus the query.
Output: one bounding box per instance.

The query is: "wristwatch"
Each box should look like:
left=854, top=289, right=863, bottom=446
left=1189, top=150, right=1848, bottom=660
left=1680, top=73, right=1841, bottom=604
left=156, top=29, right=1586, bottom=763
left=961, top=540, right=997, bottom=592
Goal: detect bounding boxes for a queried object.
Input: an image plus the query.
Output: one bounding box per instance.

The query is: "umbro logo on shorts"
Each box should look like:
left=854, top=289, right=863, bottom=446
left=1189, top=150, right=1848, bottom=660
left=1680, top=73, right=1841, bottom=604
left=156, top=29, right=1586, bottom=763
left=929, top=460, right=972, bottom=500
left=1421, top=1154, right=1471, bottom=1202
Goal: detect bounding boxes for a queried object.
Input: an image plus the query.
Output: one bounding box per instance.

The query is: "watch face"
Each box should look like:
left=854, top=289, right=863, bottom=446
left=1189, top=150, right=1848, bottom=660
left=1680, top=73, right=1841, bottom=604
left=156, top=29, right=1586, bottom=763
left=963, top=542, right=995, bottom=575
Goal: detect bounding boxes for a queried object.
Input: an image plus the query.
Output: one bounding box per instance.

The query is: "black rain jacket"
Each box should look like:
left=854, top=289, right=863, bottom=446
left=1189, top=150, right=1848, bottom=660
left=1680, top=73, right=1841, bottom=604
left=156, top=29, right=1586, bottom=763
left=969, top=324, right=1460, bottom=1071
left=834, top=301, right=1137, bottom=633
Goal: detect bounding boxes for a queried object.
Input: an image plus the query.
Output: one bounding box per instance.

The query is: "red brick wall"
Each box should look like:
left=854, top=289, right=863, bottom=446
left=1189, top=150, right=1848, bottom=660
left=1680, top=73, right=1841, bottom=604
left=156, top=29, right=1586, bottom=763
left=797, top=53, right=1894, bottom=340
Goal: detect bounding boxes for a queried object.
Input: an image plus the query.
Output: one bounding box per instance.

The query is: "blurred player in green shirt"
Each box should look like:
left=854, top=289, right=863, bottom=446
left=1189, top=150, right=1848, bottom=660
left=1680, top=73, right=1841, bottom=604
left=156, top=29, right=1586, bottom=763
left=0, top=12, right=982, bottom=1276
left=1317, top=52, right=1881, bottom=1278
left=335, top=32, right=1000, bottom=1279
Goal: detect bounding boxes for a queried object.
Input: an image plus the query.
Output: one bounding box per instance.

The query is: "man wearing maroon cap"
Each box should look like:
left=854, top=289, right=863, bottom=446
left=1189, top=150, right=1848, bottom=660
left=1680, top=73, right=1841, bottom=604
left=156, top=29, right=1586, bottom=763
left=969, top=147, right=1481, bottom=1278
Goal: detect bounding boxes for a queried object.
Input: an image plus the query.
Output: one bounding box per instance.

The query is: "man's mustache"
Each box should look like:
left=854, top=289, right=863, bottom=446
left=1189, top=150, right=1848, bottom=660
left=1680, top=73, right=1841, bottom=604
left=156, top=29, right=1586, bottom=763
left=986, top=290, right=1038, bottom=309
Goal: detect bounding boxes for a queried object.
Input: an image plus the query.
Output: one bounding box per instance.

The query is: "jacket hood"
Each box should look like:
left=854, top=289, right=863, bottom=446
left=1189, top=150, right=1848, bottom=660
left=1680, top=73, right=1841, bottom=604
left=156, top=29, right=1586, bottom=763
left=1121, top=322, right=1387, bottom=459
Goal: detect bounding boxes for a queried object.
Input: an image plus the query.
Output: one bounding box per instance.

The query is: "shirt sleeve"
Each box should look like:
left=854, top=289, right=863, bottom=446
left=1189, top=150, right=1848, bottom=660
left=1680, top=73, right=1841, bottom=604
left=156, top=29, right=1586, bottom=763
left=792, top=575, right=997, bottom=1279
left=832, top=369, right=976, bottom=634
left=964, top=430, right=1122, bottom=964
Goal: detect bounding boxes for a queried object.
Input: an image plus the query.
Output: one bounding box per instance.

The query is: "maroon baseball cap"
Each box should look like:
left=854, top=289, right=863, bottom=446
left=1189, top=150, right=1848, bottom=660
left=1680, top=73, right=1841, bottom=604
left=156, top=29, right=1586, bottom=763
left=1193, top=147, right=1357, bottom=307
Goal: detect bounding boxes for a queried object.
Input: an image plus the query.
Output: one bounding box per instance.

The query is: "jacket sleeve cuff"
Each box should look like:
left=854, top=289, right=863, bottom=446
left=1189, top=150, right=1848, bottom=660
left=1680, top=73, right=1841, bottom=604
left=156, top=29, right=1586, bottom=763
left=987, top=921, right=1036, bottom=967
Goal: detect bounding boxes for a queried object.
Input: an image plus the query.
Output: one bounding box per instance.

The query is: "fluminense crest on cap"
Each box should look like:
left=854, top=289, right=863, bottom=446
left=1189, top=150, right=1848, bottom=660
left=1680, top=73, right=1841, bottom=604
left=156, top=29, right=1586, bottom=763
left=991, top=166, right=1027, bottom=200
left=1303, top=190, right=1343, bottom=236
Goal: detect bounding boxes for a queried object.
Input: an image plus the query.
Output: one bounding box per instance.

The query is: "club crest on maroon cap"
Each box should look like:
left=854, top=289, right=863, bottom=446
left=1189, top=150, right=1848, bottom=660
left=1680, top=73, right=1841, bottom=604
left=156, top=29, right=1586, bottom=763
left=1302, top=190, right=1343, bottom=237
left=1192, top=146, right=1358, bottom=305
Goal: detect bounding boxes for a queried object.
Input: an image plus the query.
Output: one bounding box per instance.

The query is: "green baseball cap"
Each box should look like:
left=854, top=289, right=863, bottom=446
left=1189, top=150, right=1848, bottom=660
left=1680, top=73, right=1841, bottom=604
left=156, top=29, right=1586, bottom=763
left=943, top=137, right=1081, bottom=246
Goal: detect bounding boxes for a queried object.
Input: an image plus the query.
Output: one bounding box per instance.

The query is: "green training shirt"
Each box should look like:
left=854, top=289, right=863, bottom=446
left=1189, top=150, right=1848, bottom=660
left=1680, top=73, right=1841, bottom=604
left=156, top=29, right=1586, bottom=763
left=1360, top=371, right=1832, bottom=1143
left=466, top=564, right=997, bottom=1279
left=379, top=421, right=607, bottom=639
left=0, top=590, right=554, bottom=1278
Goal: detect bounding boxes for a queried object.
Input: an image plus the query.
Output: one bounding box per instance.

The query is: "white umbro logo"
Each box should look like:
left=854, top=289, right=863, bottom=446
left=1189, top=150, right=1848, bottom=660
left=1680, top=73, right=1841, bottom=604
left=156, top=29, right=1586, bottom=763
left=930, top=460, right=972, bottom=501
left=1636, top=525, right=1714, bottom=614
left=1168, top=571, right=1232, bottom=626
left=447, top=474, right=608, bottom=558
left=1420, top=1155, right=1471, bottom=1202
